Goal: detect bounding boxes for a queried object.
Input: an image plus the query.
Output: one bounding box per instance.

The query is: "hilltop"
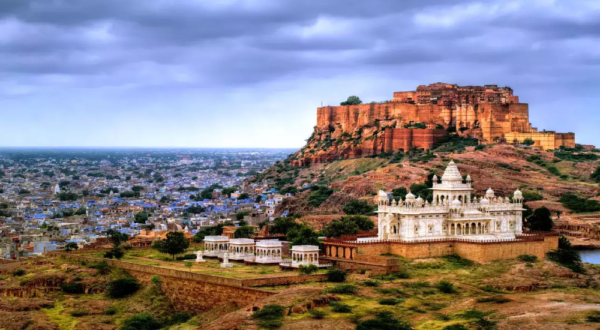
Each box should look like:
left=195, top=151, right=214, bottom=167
left=252, top=143, right=600, bottom=221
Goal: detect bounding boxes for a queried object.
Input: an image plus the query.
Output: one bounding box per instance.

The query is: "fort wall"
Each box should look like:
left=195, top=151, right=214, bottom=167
left=311, top=83, right=575, bottom=158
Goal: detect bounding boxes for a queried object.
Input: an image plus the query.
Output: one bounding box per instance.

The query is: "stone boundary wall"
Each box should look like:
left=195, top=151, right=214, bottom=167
left=322, top=257, right=399, bottom=275
left=60, top=255, right=275, bottom=313
left=241, top=274, right=328, bottom=287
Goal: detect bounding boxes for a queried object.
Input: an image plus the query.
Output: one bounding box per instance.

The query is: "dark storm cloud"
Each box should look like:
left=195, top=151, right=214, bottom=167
left=0, top=0, right=599, bottom=91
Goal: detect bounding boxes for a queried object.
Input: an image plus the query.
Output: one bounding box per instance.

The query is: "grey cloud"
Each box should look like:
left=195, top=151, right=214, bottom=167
left=0, top=0, right=599, bottom=92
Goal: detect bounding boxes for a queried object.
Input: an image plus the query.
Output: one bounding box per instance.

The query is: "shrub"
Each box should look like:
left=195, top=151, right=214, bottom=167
left=521, top=191, right=543, bottom=202
left=476, top=297, right=511, bottom=304
left=150, top=275, right=163, bottom=287
left=107, top=277, right=140, bottom=299
left=308, top=309, right=327, bottom=319
left=104, top=306, right=117, bottom=315
left=12, top=269, right=25, bottom=277
left=331, top=303, right=353, bottom=313
left=517, top=255, right=538, bottom=263
left=164, top=313, right=193, bottom=327
left=363, top=280, right=380, bottom=287
left=252, top=304, right=286, bottom=329
left=176, top=254, right=196, bottom=260
left=443, top=325, right=469, bottom=330
left=437, top=281, right=457, bottom=293
left=60, top=282, right=85, bottom=294
left=70, top=310, right=88, bottom=317
left=587, top=311, right=600, bottom=323
left=356, top=311, right=413, bottom=330
left=120, top=313, right=161, bottom=330
left=472, top=317, right=498, bottom=330
left=256, top=320, right=283, bottom=329
left=298, top=264, right=319, bottom=275
left=89, top=261, right=111, bottom=275
left=441, top=254, right=474, bottom=267
left=326, top=284, right=359, bottom=294
left=379, top=298, right=399, bottom=305
left=480, top=286, right=505, bottom=293
left=400, top=281, right=430, bottom=288
left=327, top=269, right=348, bottom=282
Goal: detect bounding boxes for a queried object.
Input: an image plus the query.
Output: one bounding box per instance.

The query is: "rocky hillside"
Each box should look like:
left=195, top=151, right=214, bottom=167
left=252, top=144, right=600, bottom=217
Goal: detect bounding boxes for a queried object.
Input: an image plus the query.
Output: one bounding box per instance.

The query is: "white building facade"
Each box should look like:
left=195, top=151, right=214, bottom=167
left=377, top=160, right=524, bottom=241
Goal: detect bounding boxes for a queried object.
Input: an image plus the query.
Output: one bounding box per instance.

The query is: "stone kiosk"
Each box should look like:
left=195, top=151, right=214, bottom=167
left=228, top=238, right=256, bottom=261
left=255, top=240, right=283, bottom=264
left=281, top=245, right=325, bottom=268
left=203, top=236, right=229, bottom=257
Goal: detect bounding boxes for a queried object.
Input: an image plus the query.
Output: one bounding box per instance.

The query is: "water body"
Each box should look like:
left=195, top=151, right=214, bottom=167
left=579, top=250, right=600, bottom=264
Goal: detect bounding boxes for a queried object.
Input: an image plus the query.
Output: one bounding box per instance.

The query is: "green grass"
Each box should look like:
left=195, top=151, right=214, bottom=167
left=43, top=302, right=78, bottom=330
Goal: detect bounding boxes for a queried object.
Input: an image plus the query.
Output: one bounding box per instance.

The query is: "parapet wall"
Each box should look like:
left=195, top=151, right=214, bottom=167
left=327, top=234, right=558, bottom=264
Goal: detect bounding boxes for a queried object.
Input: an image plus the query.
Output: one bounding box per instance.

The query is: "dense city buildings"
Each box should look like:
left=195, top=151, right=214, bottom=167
left=0, top=148, right=292, bottom=259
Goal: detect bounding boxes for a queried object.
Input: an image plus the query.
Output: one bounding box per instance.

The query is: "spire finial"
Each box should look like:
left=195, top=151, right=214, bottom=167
left=450, top=152, right=454, bottom=161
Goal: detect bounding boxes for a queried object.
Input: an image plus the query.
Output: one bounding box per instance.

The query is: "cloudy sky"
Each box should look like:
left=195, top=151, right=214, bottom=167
left=1, top=0, right=599, bottom=148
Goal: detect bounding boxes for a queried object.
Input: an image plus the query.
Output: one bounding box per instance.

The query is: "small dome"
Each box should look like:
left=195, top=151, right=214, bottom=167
left=486, top=187, right=495, bottom=198
left=378, top=190, right=388, bottom=197
left=481, top=197, right=490, bottom=204
left=432, top=174, right=438, bottom=182
left=405, top=191, right=416, bottom=201
left=451, top=199, right=462, bottom=208
left=466, top=175, right=472, bottom=182
left=513, top=189, right=523, bottom=199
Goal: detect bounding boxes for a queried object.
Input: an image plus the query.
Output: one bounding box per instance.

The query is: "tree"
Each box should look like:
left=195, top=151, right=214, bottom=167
left=57, top=192, right=78, bottom=201
left=65, top=242, right=79, bottom=252
left=528, top=207, right=553, bottom=231
left=286, top=225, right=319, bottom=246
left=82, top=189, right=89, bottom=197
left=107, top=229, right=129, bottom=247
left=134, top=212, right=149, bottom=224
left=323, top=218, right=359, bottom=238
left=185, top=205, right=205, bottom=214
left=343, top=199, right=376, bottom=215
left=74, top=206, right=86, bottom=215
left=234, top=226, right=254, bottom=238
left=322, top=215, right=375, bottom=238
left=270, top=217, right=301, bottom=235
left=236, top=210, right=251, bottom=221
left=160, top=196, right=172, bottom=203
left=592, top=166, right=600, bottom=183
left=523, top=138, right=536, bottom=146
left=340, top=96, right=362, bottom=106
left=184, top=261, right=193, bottom=272
left=153, top=232, right=190, bottom=260
left=238, top=192, right=250, bottom=199
left=392, top=187, right=408, bottom=201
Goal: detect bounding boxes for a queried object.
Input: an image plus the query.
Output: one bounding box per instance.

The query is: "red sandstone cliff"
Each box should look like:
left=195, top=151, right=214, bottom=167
left=290, top=83, right=575, bottom=166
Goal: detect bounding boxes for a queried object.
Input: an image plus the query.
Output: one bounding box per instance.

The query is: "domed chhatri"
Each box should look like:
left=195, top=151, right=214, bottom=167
left=376, top=161, right=525, bottom=241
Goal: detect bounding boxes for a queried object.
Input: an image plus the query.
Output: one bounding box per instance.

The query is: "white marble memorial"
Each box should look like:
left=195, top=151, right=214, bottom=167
left=203, top=236, right=229, bottom=257
left=228, top=238, right=255, bottom=260
left=289, top=245, right=320, bottom=268
left=376, top=159, right=524, bottom=241
left=220, top=252, right=233, bottom=268
left=195, top=250, right=205, bottom=263
left=256, top=240, right=283, bottom=264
